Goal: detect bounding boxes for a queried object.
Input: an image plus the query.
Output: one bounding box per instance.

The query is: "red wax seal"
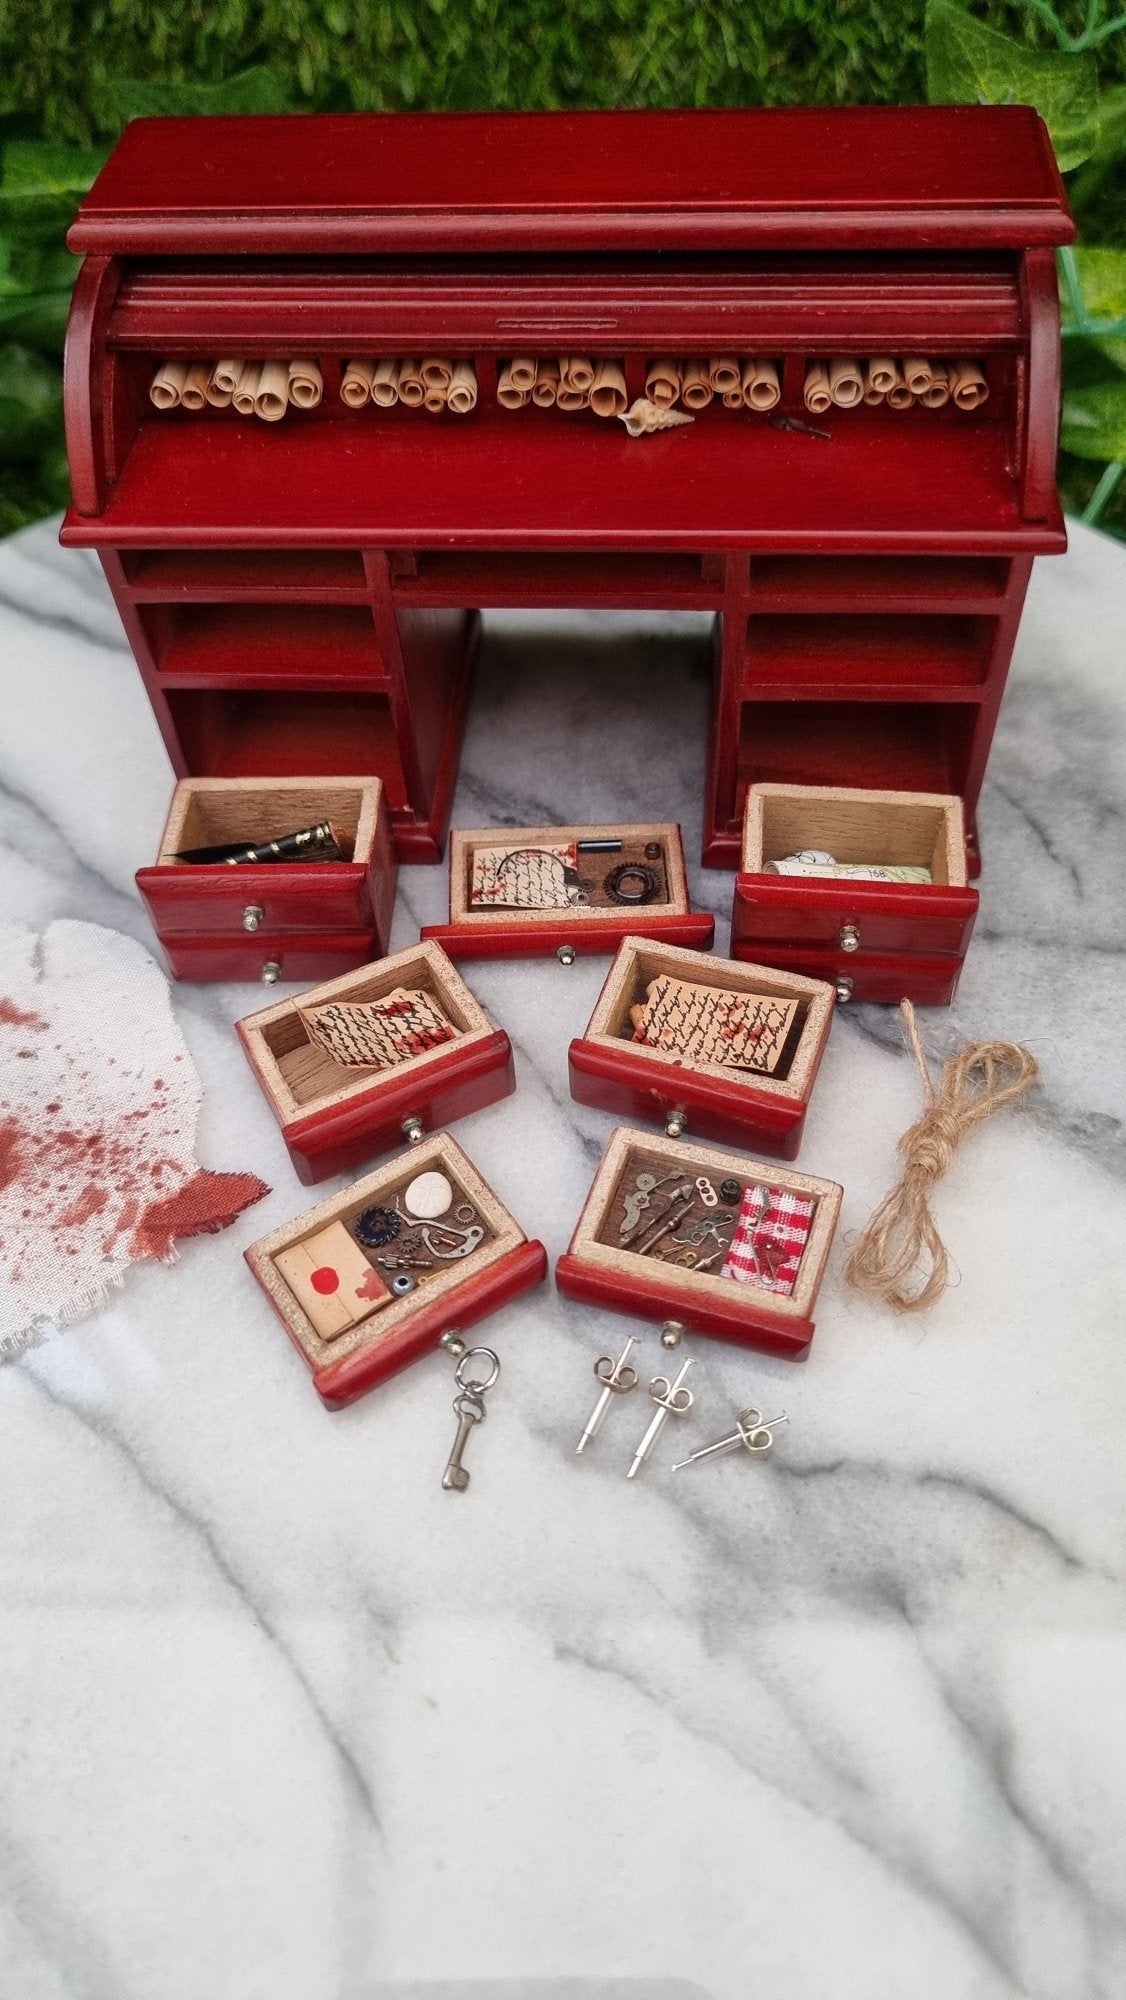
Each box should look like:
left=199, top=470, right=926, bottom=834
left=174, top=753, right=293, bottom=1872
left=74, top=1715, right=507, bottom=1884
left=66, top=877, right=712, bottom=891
left=311, top=1265, right=340, bottom=1294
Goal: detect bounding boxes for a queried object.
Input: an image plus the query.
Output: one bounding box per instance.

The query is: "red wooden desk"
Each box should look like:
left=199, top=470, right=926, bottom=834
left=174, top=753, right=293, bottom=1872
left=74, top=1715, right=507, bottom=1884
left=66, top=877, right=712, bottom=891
left=61, top=106, right=1073, bottom=866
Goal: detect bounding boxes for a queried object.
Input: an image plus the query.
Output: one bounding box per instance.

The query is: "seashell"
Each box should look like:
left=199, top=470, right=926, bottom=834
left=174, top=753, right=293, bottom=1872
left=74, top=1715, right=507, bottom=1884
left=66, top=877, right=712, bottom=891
left=617, top=399, right=696, bottom=438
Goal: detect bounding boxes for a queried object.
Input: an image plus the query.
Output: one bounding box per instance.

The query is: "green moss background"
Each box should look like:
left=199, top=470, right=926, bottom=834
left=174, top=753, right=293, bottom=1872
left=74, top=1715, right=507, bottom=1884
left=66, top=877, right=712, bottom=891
left=3, top=0, right=1126, bottom=140
left=2, top=0, right=1126, bottom=535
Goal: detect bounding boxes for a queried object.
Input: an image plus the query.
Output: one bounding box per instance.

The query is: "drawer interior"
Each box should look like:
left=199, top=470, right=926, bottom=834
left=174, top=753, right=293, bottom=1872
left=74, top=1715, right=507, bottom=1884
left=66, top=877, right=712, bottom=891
left=744, top=784, right=966, bottom=886
left=246, top=1133, right=525, bottom=1372
left=240, top=942, right=494, bottom=1115
left=570, top=1127, right=841, bottom=1326
left=586, top=939, right=833, bottom=1095
left=154, top=778, right=376, bottom=868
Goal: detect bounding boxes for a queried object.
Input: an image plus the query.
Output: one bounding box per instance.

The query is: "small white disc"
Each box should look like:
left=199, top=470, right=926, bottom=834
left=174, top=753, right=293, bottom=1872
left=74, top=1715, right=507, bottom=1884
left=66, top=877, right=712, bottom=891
left=403, top=1170, right=453, bottom=1220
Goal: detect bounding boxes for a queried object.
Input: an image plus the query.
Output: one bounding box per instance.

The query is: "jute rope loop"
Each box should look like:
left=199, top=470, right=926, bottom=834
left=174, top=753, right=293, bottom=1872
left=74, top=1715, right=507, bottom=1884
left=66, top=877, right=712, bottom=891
left=844, top=1000, right=1039, bottom=1313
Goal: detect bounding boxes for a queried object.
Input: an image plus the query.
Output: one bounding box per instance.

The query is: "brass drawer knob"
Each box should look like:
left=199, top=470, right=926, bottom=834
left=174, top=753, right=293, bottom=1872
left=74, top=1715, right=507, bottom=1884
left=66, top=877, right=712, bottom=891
left=401, top=1115, right=425, bottom=1145
left=838, top=922, right=861, bottom=953
left=243, top=903, right=265, bottom=932
left=835, top=976, right=854, bottom=1004
left=556, top=944, right=577, bottom=966
left=260, top=960, right=281, bottom=985
left=665, top=1110, right=687, bottom=1138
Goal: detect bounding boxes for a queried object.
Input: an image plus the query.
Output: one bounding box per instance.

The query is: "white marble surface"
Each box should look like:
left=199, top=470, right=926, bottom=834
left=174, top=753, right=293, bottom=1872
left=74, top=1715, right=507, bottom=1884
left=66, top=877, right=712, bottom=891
left=1, top=517, right=1125, bottom=2000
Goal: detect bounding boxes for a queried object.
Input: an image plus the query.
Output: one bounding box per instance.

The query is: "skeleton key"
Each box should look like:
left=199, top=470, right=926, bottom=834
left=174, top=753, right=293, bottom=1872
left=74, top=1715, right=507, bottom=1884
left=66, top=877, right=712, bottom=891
left=442, top=1390, right=485, bottom=1491
left=440, top=1346, right=500, bottom=1493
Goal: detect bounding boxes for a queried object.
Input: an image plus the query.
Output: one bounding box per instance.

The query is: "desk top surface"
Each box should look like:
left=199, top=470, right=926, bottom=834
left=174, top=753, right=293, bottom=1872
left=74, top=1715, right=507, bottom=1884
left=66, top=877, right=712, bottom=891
left=69, top=105, right=1074, bottom=256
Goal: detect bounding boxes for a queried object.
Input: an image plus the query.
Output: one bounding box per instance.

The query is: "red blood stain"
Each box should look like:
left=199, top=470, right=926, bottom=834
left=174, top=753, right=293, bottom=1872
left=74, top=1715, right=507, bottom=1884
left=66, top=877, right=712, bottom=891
left=355, top=1268, right=388, bottom=1302
left=0, top=1119, right=24, bottom=1192
left=131, top=1169, right=268, bottom=1260
left=311, top=1265, right=340, bottom=1294
left=60, top=1184, right=109, bottom=1226
left=0, top=999, right=45, bottom=1029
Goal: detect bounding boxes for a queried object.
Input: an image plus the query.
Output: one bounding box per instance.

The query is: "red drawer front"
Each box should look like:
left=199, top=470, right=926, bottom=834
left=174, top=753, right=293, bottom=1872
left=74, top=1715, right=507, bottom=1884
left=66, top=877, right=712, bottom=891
left=137, top=859, right=378, bottom=938
left=731, top=940, right=967, bottom=1006
left=421, top=910, right=715, bottom=962
left=156, top=928, right=379, bottom=985
left=267, top=1030, right=516, bottom=1185
left=555, top=1253, right=815, bottom=1359
left=568, top=1038, right=809, bottom=1161
left=732, top=873, right=978, bottom=960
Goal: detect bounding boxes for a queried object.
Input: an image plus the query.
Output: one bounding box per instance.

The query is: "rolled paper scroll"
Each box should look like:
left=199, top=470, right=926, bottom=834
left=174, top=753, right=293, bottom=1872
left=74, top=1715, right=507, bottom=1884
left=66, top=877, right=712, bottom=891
left=887, top=365, right=914, bottom=410
left=178, top=361, right=212, bottom=412
left=255, top=360, right=291, bottom=422
left=340, top=359, right=375, bottom=408
left=764, top=858, right=932, bottom=883
left=920, top=363, right=950, bottom=409
left=506, top=355, right=537, bottom=393
left=589, top=360, right=627, bottom=418
left=288, top=358, right=324, bottom=409
left=421, top=356, right=453, bottom=390
left=862, top=365, right=887, bottom=406
left=232, top=361, right=263, bottom=416
left=828, top=356, right=863, bottom=408
left=866, top=356, right=897, bottom=395
left=531, top=359, right=559, bottom=407
left=556, top=386, right=587, bottom=411
left=902, top=356, right=933, bottom=395
left=446, top=361, right=478, bottom=414
left=680, top=361, right=714, bottom=410
left=371, top=358, right=399, bottom=407
left=803, top=361, right=832, bottom=415
left=722, top=390, right=744, bottom=409
left=149, top=359, right=189, bottom=410
left=709, top=356, right=741, bottom=395
left=205, top=360, right=237, bottom=408
left=742, top=358, right=780, bottom=411
left=497, top=363, right=528, bottom=410
left=423, top=386, right=448, bottom=412
left=646, top=357, right=680, bottom=407
left=561, top=355, right=595, bottom=394
left=396, top=359, right=425, bottom=407
left=949, top=359, right=989, bottom=410
left=618, top=400, right=695, bottom=436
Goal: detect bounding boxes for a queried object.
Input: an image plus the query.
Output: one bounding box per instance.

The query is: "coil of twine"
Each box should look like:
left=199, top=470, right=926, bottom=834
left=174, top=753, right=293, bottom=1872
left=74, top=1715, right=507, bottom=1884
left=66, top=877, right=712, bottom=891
left=844, top=1000, right=1039, bottom=1313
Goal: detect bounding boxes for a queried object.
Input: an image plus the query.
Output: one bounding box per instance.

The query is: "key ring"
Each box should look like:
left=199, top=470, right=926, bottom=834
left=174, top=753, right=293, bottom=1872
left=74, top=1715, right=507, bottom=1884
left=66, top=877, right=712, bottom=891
left=604, top=861, right=661, bottom=905
left=455, top=1346, right=500, bottom=1395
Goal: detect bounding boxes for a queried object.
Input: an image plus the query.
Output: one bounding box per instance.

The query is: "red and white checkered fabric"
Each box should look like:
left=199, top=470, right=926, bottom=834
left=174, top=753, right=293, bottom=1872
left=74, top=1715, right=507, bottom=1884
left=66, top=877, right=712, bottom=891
left=721, top=1182, right=815, bottom=1296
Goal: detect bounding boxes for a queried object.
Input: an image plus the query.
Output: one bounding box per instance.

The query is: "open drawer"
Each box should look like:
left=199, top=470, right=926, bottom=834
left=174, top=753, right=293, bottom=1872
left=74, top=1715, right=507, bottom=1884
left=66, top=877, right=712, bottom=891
left=556, top=1126, right=842, bottom=1360
left=245, top=1131, right=547, bottom=1407
left=731, top=783, right=978, bottom=1005
left=568, top=936, right=835, bottom=1160
left=236, top=939, right=514, bottom=1184
left=421, top=822, right=714, bottom=961
left=137, top=774, right=396, bottom=982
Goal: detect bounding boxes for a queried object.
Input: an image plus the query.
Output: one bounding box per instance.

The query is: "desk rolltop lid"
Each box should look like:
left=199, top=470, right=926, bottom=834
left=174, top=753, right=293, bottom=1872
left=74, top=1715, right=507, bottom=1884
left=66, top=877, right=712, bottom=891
left=67, top=105, right=1075, bottom=258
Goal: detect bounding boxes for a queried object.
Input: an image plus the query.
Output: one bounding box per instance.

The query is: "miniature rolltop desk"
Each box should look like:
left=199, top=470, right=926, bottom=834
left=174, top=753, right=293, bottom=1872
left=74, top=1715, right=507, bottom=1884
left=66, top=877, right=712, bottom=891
left=61, top=107, right=1073, bottom=866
